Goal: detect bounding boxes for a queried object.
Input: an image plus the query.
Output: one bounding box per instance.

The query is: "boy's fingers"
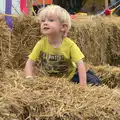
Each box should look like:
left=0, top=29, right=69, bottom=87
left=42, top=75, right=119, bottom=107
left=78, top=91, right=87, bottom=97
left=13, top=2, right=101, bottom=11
left=26, top=76, right=33, bottom=79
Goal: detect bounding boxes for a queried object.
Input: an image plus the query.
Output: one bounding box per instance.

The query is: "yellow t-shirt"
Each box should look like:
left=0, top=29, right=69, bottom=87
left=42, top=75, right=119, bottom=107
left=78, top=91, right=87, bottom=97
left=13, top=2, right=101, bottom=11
left=29, top=37, right=84, bottom=80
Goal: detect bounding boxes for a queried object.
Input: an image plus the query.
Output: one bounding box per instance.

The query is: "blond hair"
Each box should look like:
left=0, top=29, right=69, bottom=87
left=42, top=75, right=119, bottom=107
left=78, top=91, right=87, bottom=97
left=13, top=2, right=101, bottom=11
left=38, top=5, right=71, bottom=30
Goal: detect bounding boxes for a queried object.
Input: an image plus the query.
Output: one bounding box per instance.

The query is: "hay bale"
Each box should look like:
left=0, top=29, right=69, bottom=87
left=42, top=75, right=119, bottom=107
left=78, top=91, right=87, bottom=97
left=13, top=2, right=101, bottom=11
left=68, top=16, right=120, bottom=66
left=91, top=65, right=120, bottom=88
left=0, top=21, right=13, bottom=69
left=0, top=69, right=120, bottom=120
left=108, top=23, right=120, bottom=66
left=11, top=16, right=42, bottom=68
left=69, top=19, right=108, bottom=65
left=0, top=16, right=120, bottom=68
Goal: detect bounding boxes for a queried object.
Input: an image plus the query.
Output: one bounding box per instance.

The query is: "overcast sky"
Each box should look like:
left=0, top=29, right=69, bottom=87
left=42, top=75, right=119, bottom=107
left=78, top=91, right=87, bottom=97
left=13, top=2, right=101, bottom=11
left=0, top=0, right=20, bottom=14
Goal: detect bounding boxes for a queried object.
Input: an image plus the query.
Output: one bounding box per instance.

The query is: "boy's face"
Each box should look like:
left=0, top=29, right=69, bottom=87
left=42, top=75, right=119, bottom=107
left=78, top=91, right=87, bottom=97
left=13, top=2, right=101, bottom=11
left=40, top=13, right=63, bottom=36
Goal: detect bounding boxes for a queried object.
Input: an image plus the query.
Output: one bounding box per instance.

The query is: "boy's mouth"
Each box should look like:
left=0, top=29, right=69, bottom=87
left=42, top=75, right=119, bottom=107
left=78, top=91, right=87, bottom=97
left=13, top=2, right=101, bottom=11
left=43, top=27, right=50, bottom=30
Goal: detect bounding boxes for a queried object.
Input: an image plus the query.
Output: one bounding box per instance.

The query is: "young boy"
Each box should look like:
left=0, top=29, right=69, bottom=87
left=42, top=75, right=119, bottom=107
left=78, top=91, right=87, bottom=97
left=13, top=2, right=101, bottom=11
left=24, top=5, right=99, bottom=86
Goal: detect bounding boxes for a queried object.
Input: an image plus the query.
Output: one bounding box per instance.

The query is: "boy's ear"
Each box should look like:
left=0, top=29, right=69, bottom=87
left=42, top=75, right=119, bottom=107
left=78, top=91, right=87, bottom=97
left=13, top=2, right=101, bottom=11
left=61, top=24, right=68, bottom=32
left=61, top=24, right=69, bottom=37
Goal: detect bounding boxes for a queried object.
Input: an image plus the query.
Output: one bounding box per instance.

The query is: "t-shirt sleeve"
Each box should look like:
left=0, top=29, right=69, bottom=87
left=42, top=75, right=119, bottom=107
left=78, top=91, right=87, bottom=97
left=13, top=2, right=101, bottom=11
left=28, top=40, right=42, bottom=61
left=70, top=43, right=85, bottom=63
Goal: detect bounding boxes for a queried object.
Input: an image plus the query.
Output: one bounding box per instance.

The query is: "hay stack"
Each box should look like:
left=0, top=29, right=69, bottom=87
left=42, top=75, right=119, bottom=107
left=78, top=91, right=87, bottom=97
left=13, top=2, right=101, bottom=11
left=0, top=69, right=120, bottom=120
left=108, top=22, right=120, bottom=66
left=9, top=16, right=120, bottom=68
left=11, top=16, right=42, bottom=68
left=0, top=21, right=13, bottom=69
left=0, top=16, right=120, bottom=68
left=91, top=65, right=120, bottom=88
left=68, top=16, right=120, bottom=66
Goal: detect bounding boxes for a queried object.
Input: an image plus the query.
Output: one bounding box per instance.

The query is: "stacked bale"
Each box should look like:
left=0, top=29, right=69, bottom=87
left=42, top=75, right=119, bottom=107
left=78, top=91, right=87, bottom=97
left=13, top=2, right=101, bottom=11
left=91, top=65, right=120, bottom=88
left=0, top=16, right=120, bottom=120
left=1, top=16, right=116, bottom=68
left=0, top=16, right=120, bottom=69
left=68, top=16, right=120, bottom=66
left=0, top=69, right=120, bottom=120
left=0, top=21, right=14, bottom=74
left=68, top=19, right=108, bottom=65
left=108, top=21, right=120, bottom=66
left=11, top=16, right=42, bottom=68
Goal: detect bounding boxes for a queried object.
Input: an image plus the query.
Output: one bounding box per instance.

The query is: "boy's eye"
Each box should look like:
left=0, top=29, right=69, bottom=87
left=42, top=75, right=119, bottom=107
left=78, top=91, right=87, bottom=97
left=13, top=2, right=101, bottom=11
left=48, top=19, right=55, bottom=22
left=41, top=19, right=45, bottom=22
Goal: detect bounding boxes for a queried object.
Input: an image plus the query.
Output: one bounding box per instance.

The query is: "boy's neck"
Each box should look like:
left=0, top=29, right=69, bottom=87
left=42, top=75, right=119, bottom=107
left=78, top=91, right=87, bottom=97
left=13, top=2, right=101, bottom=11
left=47, top=34, right=64, bottom=48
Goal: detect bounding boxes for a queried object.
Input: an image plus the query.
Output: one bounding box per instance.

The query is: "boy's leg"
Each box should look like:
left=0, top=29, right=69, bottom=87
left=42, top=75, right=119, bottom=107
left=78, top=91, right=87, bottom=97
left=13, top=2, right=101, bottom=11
left=71, top=72, right=79, bottom=83
left=86, top=70, right=101, bottom=85
left=71, top=70, right=101, bottom=85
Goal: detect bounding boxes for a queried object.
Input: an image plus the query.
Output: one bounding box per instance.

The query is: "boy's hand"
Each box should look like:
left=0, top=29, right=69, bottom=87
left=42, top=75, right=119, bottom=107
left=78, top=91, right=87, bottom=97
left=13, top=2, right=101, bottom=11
left=79, top=84, right=87, bottom=91
left=80, top=83, right=87, bottom=86
left=25, top=76, right=34, bottom=80
left=80, top=79, right=87, bottom=86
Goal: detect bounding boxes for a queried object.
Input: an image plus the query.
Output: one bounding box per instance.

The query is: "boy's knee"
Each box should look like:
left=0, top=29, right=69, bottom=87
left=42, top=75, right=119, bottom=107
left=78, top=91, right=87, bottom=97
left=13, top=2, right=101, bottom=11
left=87, top=70, right=101, bottom=85
left=72, top=70, right=101, bottom=86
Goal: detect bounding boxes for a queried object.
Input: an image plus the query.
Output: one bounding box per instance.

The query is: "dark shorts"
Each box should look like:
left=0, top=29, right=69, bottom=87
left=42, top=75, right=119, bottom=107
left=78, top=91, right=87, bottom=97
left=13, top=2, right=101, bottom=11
left=72, top=69, right=101, bottom=85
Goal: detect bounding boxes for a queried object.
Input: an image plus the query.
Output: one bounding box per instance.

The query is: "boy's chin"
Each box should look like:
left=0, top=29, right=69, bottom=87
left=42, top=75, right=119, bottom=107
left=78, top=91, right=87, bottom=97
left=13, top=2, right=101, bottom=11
left=42, top=31, right=59, bottom=36
left=41, top=32, right=49, bottom=35
left=42, top=32, right=54, bottom=36
left=42, top=33, right=50, bottom=36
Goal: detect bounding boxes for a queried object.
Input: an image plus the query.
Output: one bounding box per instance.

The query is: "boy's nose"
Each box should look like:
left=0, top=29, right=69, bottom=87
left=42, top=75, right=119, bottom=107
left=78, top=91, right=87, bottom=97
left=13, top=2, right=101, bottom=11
left=43, top=20, right=48, bottom=24
left=44, top=21, right=47, bottom=24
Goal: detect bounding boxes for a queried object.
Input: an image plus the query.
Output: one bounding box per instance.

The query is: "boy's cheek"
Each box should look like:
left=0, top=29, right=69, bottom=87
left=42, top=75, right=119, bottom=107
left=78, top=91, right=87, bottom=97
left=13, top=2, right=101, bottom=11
left=40, top=26, right=43, bottom=31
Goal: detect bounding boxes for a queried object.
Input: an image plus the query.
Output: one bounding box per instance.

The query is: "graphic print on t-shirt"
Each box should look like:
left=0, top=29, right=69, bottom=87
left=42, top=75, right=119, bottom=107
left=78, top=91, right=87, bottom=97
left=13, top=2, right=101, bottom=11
left=40, top=51, right=69, bottom=76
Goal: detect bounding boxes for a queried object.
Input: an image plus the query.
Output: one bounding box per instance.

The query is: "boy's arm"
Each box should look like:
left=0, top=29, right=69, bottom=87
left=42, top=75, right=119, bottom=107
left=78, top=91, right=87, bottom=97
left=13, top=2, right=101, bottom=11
left=24, top=59, right=35, bottom=77
left=77, top=60, right=87, bottom=86
left=24, top=39, right=43, bottom=78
